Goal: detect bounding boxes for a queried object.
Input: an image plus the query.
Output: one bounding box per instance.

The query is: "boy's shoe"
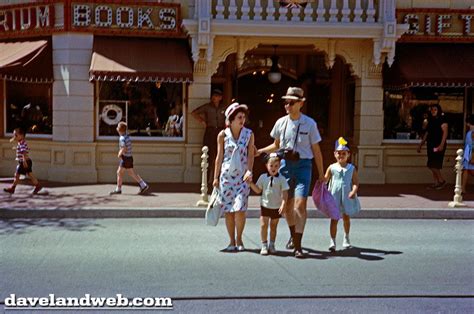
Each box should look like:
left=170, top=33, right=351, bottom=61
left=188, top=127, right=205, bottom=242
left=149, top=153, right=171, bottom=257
left=32, top=185, right=42, bottom=195
left=285, top=237, right=295, bottom=250
left=268, top=243, right=276, bottom=254
left=138, top=184, right=149, bottom=194
left=435, top=180, right=447, bottom=190
left=3, top=187, right=15, bottom=194
left=109, top=189, right=122, bottom=195
left=329, top=238, right=336, bottom=252
left=260, top=245, right=269, bottom=256
left=294, top=249, right=305, bottom=258
left=236, top=244, right=245, bottom=252
left=342, top=236, right=351, bottom=249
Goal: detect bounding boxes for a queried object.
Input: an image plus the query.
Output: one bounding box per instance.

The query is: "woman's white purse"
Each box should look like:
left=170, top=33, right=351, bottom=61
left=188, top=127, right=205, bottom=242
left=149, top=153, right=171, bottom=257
left=205, top=188, right=221, bottom=226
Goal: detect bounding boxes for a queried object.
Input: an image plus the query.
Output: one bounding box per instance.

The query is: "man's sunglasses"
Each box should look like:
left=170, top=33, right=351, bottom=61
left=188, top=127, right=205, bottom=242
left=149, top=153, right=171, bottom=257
left=285, top=100, right=297, bottom=106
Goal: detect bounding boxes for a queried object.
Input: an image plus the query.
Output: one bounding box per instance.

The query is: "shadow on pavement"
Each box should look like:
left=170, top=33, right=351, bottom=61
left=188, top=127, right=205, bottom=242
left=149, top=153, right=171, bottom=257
left=1, top=177, right=201, bottom=193
left=1, top=192, right=114, bottom=209
left=243, top=248, right=329, bottom=260
left=240, top=247, right=402, bottom=261
left=305, top=246, right=403, bottom=261
left=0, top=218, right=104, bottom=235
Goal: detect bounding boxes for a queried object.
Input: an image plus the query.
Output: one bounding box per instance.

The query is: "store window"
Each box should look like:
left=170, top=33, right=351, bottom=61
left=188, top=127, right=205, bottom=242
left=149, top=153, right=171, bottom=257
left=383, top=88, right=469, bottom=141
left=5, top=81, right=52, bottom=136
left=97, top=82, right=185, bottom=139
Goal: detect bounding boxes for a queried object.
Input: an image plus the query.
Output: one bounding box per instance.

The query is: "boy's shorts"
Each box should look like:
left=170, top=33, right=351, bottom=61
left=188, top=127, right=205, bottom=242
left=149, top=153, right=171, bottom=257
left=119, top=156, right=134, bottom=169
left=16, top=159, right=33, bottom=175
left=261, top=206, right=281, bottom=219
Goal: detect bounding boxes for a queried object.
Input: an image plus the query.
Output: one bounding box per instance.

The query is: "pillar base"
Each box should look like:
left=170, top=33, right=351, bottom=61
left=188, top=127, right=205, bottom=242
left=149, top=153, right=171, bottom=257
left=448, top=201, right=466, bottom=208
left=196, top=200, right=209, bottom=207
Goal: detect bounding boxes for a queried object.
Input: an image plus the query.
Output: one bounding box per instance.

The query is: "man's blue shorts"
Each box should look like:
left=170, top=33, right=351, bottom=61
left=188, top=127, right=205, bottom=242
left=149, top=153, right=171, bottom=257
left=280, top=158, right=312, bottom=199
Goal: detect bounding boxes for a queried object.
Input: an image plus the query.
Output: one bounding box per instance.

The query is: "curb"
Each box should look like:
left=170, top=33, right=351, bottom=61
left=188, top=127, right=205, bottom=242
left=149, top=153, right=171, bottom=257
left=1, top=208, right=473, bottom=219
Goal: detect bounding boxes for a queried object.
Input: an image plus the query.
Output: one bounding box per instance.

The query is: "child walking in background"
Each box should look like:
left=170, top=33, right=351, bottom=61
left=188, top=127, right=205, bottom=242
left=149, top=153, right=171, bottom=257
left=324, top=137, right=361, bottom=251
left=3, top=127, right=42, bottom=194
left=110, top=122, right=149, bottom=195
left=250, top=153, right=289, bottom=255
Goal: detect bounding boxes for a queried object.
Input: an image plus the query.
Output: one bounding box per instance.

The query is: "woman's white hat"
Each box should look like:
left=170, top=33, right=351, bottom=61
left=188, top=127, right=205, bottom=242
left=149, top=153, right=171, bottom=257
left=224, top=102, right=248, bottom=119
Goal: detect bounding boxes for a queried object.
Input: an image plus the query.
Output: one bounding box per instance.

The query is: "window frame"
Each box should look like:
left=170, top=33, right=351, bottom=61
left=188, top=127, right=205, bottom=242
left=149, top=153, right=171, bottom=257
left=3, top=80, right=53, bottom=139
left=382, top=87, right=468, bottom=143
left=95, top=81, right=187, bottom=142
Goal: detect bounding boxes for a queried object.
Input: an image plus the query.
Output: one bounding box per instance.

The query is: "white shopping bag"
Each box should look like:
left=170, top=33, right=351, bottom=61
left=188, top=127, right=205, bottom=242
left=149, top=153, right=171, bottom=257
left=205, top=188, right=221, bottom=226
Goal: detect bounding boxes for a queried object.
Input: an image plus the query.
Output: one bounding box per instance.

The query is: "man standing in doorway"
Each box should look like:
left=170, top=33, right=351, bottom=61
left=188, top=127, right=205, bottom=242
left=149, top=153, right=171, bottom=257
left=192, top=89, right=226, bottom=187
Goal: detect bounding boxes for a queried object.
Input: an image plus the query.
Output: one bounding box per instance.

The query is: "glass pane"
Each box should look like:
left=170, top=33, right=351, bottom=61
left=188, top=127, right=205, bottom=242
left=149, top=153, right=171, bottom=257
left=98, top=81, right=184, bottom=138
left=5, top=82, right=52, bottom=135
left=383, top=88, right=465, bottom=140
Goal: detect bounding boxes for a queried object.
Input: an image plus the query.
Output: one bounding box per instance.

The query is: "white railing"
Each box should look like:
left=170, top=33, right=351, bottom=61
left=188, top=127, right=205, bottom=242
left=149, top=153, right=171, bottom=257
left=212, top=0, right=379, bottom=23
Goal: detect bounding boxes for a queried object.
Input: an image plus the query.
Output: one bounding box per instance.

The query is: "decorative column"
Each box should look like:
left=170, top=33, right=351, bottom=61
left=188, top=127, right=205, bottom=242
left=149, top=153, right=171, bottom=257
left=354, top=54, right=385, bottom=184
left=51, top=33, right=97, bottom=183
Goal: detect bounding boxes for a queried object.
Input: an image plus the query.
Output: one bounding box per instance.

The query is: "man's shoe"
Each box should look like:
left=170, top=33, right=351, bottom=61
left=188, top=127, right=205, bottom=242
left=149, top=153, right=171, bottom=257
left=342, top=236, right=351, bottom=249
left=3, top=187, right=15, bottom=194
left=329, top=238, right=336, bottom=252
left=109, top=189, right=122, bottom=195
left=260, top=245, right=269, bottom=256
left=294, top=250, right=305, bottom=258
left=268, top=243, right=276, bottom=254
left=139, top=184, right=149, bottom=194
left=285, top=237, right=295, bottom=250
left=236, top=244, right=245, bottom=252
left=32, top=185, right=42, bottom=195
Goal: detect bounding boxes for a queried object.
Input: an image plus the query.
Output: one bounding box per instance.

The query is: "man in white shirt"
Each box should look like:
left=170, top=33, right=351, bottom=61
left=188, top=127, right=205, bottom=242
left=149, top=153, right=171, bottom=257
left=257, top=87, right=324, bottom=258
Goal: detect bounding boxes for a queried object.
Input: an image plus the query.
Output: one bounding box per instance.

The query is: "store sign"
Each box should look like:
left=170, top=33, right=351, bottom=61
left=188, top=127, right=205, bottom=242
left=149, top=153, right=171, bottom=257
left=397, top=9, right=474, bottom=42
left=0, top=4, right=54, bottom=36
left=71, top=2, right=180, bottom=36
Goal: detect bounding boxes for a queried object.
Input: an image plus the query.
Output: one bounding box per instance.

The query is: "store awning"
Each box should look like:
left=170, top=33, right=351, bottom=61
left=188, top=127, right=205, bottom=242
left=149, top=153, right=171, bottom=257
left=89, top=37, right=193, bottom=83
left=0, top=40, right=53, bottom=83
left=383, top=44, right=474, bottom=89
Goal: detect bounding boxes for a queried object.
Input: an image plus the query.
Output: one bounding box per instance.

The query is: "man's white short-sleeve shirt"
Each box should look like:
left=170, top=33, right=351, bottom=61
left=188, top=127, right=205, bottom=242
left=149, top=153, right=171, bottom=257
left=270, top=114, right=322, bottom=159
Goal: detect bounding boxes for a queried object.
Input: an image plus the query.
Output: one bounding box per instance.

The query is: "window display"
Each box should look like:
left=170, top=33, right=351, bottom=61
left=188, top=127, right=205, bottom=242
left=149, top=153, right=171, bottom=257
left=97, top=81, right=184, bottom=138
left=383, top=88, right=468, bottom=141
left=5, top=81, right=52, bottom=135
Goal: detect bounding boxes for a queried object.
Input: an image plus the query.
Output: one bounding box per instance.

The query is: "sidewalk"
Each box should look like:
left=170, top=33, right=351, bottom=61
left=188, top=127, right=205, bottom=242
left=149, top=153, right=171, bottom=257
left=1, top=178, right=473, bottom=219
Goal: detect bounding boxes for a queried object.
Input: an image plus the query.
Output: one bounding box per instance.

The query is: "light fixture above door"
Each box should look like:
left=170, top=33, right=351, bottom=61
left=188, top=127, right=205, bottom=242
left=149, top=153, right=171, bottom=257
left=268, top=45, right=282, bottom=84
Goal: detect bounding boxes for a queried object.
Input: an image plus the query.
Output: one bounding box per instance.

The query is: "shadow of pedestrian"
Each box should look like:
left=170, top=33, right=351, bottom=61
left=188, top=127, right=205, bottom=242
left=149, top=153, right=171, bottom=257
left=304, top=246, right=402, bottom=261
left=242, top=248, right=329, bottom=260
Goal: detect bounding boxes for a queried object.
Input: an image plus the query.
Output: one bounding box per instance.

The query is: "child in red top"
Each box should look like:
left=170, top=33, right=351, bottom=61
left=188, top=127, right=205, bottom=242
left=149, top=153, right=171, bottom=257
left=3, top=128, right=42, bottom=194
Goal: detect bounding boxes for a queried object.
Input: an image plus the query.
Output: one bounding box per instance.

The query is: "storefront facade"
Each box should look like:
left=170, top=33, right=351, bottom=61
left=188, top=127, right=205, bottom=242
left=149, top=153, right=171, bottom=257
left=382, top=4, right=474, bottom=183
left=1, top=1, right=196, bottom=183
left=1, top=0, right=472, bottom=184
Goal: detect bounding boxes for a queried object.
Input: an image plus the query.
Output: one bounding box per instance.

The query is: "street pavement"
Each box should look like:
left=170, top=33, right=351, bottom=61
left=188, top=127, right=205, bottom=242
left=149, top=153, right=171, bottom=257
left=1, top=218, right=473, bottom=313
left=1, top=179, right=474, bottom=219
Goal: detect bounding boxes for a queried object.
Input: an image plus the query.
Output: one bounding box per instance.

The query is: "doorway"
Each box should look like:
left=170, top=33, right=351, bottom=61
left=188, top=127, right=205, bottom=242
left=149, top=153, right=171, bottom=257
left=211, top=47, right=356, bottom=179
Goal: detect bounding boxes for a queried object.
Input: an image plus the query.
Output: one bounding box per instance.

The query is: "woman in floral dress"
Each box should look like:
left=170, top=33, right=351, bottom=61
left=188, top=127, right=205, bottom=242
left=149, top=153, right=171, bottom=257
left=213, top=103, right=255, bottom=252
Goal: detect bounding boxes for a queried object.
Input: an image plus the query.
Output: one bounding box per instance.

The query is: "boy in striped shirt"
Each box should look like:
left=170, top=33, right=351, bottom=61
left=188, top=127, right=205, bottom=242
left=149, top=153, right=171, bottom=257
left=110, top=122, right=149, bottom=195
left=4, top=127, right=42, bottom=194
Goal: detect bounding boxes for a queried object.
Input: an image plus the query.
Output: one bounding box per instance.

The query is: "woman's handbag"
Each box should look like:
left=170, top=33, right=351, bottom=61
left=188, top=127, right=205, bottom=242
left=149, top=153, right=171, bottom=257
left=205, top=188, right=222, bottom=226
left=311, top=181, right=341, bottom=220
